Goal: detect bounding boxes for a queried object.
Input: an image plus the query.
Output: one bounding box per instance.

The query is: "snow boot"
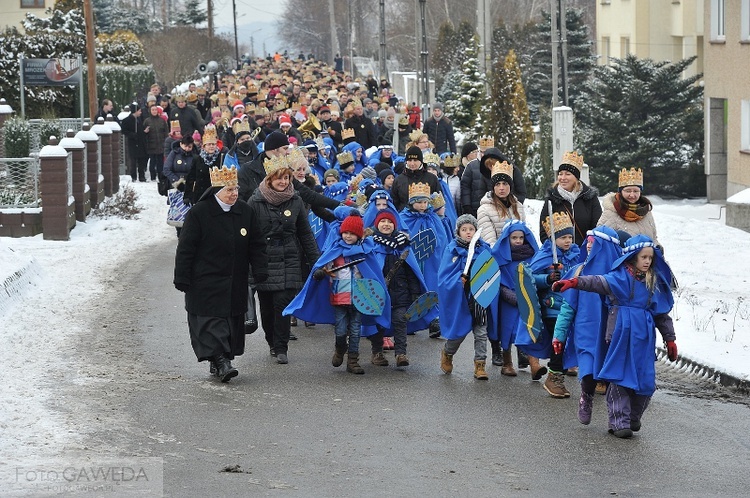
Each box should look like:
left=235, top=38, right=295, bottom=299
left=371, top=352, right=389, bottom=366
left=215, top=356, right=238, bottom=383
left=346, top=353, right=365, bottom=374
left=440, top=349, right=454, bottom=374
left=578, top=392, right=594, bottom=425
left=543, top=371, right=570, bottom=398
left=517, top=349, right=529, bottom=369
left=528, top=355, right=547, bottom=381
left=500, top=350, right=517, bottom=377
left=474, top=360, right=489, bottom=380
left=332, top=345, right=346, bottom=368
left=428, top=318, right=441, bottom=338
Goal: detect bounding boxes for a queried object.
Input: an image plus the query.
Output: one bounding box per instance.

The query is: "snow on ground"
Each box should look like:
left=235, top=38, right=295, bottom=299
left=1, top=179, right=749, bottom=466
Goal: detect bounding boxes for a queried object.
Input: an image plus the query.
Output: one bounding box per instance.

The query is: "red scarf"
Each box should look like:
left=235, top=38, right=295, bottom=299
left=612, top=193, right=652, bottom=222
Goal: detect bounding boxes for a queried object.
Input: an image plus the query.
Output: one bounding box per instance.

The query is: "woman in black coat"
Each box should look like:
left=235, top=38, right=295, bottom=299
left=538, top=151, right=602, bottom=246
left=174, top=167, right=268, bottom=382
left=247, top=157, right=321, bottom=365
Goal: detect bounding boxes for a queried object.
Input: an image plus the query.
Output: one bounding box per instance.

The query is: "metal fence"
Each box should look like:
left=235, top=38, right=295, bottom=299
left=28, top=118, right=85, bottom=154
left=0, top=156, right=40, bottom=208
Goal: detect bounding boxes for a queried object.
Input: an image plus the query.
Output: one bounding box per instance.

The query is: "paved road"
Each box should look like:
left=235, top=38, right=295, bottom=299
left=53, top=238, right=750, bottom=496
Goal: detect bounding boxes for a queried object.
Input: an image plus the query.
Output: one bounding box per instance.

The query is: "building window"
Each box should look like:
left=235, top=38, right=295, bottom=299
left=742, top=100, right=750, bottom=151
left=742, top=0, right=750, bottom=41
left=20, top=0, right=45, bottom=7
left=601, top=37, right=610, bottom=64
left=711, top=0, right=725, bottom=41
left=620, top=37, right=630, bottom=57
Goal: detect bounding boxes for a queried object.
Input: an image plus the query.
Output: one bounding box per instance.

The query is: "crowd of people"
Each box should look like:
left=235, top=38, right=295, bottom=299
left=108, top=54, right=679, bottom=440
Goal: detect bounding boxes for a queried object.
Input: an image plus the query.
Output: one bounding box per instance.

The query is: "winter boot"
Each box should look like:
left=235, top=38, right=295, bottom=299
left=565, top=366, right=579, bottom=377
left=578, top=392, right=594, bottom=425
left=428, top=318, right=441, bottom=338
left=371, top=352, right=389, bottom=366
left=610, top=428, right=633, bottom=439
left=331, top=337, right=347, bottom=367
left=215, top=356, right=238, bottom=383
left=528, top=355, right=548, bottom=381
left=517, top=349, right=530, bottom=369
left=595, top=381, right=608, bottom=395
left=395, top=354, right=410, bottom=367
left=346, top=353, right=365, bottom=374
left=474, top=360, right=489, bottom=380
left=543, top=371, right=570, bottom=398
left=491, top=352, right=503, bottom=366
left=440, top=349, right=454, bottom=374
left=500, top=350, right=517, bottom=377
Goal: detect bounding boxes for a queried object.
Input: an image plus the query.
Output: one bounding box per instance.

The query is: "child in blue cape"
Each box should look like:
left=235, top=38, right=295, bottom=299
left=487, top=220, right=539, bottom=375
left=335, top=150, right=356, bottom=184
left=438, top=215, right=494, bottom=380
left=552, top=226, right=622, bottom=425
left=302, top=139, right=330, bottom=182
left=362, top=188, right=402, bottom=230
left=284, top=211, right=391, bottom=375
left=429, top=192, right=455, bottom=241
left=553, top=235, right=677, bottom=438
left=515, top=212, right=580, bottom=398
left=368, top=211, right=437, bottom=367
left=342, top=141, right=366, bottom=174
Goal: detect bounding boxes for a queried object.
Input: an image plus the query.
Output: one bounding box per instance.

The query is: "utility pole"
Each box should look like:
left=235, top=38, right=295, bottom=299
left=415, top=0, right=420, bottom=108
left=419, top=0, right=429, bottom=120
left=379, top=0, right=387, bottom=81
left=550, top=0, right=559, bottom=107
left=207, top=0, right=214, bottom=53
left=476, top=0, right=492, bottom=83
left=231, top=0, right=239, bottom=68
left=328, top=0, right=340, bottom=65
left=559, top=0, right=569, bottom=106
left=348, top=0, right=354, bottom=74
left=82, top=0, right=97, bottom=120
left=551, top=0, right=573, bottom=175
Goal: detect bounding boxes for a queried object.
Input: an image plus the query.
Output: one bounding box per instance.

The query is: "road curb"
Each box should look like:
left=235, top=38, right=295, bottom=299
left=657, top=346, right=750, bottom=393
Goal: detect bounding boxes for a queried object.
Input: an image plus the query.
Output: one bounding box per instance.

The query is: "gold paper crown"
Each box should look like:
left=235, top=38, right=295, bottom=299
left=170, top=120, right=181, bottom=133
left=263, top=154, right=293, bottom=176
left=561, top=150, right=584, bottom=170
left=490, top=160, right=513, bottom=180
left=479, top=135, right=495, bottom=148
left=314, top=136, right=326, bottom=151
left=618, top=167, right=643, bottom=188
left=228, top=92, right=240, bottom=102
left=443, top=153, right=461, bottom=169
left=349, top=173, right=363, bottom=192
left=287, top=147, right=307, bottom=169
left=233, top=119, right=251, bottom=134
left=356, top=191, right=368, bottom=207
left=218, top=96, right=228, bottom=107
left=202, top=124, right=218, bottom=144
left=430, top=192, right=446, bottom=209
left=210, top=106, right=220, bottom=116
left=247, top=84, right=258, bottom=94
left=408, top=129, right=425, bottom=143
left=398, top=115, right=409, bottom=126
left=337, top=150, right=354, bottom=165
left=542, top=212, right=574, bottom=239
left=291, top=102, right=301, bottom=112
left=210, top=166, right=238, bottom=187
left=408, top=182, right=431, bottom=200
left=422, top=152, right=441, bottom=166
left=244, top=102, right=256, bottom=113
left=350, top=98, right=362, bottom=108
left=273, top=101, right=288, bottom=112
left=341, top=128, right=356, bottom=140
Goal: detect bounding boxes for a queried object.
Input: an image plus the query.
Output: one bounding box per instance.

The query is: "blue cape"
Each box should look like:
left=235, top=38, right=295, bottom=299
left=514, top=239, right=580, bottom=358
left=362, top=189, right=403, bottom=230
left=559, top=226, right=622, bottom=374
left=284, top=236, right=391, bottom=333
left=343, top=142, right=366, bottom=174
left=438, top=238, right=495, bottom=340
left=488, top=221, right=539, bottom=348
left=399, top=207, right=449, bottom=291
left=438, top=178, right=458, bottom=228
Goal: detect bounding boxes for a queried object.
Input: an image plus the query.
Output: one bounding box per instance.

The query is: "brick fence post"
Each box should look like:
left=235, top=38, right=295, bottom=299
left=39, top=136, right=75, bottom=241
left=59, top=129, right=88, bottom=222
left=76, top=123, right=103, bottom=209
left=92, top=117, right=113, bottom=198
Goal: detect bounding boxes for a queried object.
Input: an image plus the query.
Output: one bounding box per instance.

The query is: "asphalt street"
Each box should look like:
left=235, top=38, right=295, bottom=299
left=52, top=237, right=750, bottom=496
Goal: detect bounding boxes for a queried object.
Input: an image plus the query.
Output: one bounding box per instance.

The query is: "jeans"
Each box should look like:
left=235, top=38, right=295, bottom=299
left=444, top=322, right=487, bottom=361
left=334, top=305, right=361, bottom=354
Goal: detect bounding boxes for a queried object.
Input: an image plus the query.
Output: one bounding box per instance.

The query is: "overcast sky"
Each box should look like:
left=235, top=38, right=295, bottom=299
left=213, top=0, right=285, bottom=27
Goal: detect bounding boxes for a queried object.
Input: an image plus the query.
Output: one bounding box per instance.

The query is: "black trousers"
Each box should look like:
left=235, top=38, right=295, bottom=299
left=257, top=289, right=296, bottom=355
left=129, top=155, right=148, bottom=180
left=543, top=317, right=564, bottom=372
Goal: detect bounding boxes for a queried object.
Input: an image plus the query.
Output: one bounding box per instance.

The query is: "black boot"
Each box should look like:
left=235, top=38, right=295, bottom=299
left=428, top=318, right=441, bottom=338
left=215, top=356, right=238, bottom=382
left=244, top=319, right=258, bottom=335
left=517, top=349, right=529, bottom=369
left=209, top=360, right=217, bottom=376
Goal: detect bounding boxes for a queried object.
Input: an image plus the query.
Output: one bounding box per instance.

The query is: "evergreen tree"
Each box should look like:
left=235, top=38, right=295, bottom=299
left=524, top=106, right=554, bottom=200
left=484, top=49, right=533, bottom=169
left=576, top=54, right=704, bottom=197
left=438, top=70, right=462, bottom=109
left=434, top=20, right=477, bottom=89
left=524, top=8, right=595, bottom=122
left=92, top=0, right=160, bottom=35
left=445, top=35, right=484, bottom=134
left=174, top=0, right=208, bottom=28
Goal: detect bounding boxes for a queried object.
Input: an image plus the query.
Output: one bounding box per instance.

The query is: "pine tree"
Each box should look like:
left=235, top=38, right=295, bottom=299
left=174, top=0, right=208, bottom=28
left=434, top=20, right=477, bottom=89
left=445, top=36, right=484, bottom=134
left=485, top=49, right=533, bottom=170
left=576, top=54, right=704, bottom=197
left=524, top=106, right=554, bottom=199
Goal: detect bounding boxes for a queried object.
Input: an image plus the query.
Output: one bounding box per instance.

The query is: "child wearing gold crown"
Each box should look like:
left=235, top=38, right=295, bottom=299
left=597, top=167, right=660, bottom=247
left=515, top=212, right=581, bottom=398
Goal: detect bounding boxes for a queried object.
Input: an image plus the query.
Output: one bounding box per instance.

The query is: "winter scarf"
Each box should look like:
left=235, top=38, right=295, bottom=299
left=557, top=183, right=582, bottom=206
left=258, top=180, right=295, bottom=206
left=510, top=242, right=535, bottom=262
left=372, top=230, right=410, bottom=250
left=200, top=149, right=221, bottom=167
left=613, top=193, right=652, bottom=222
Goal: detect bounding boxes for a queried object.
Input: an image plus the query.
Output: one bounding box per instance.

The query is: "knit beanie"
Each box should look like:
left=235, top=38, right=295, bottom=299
left=361, top=166, right=377, bottom=180
left=378, top=168, right=395, bottom=184
left=455, top=214, right=478, bottom=236
left=324, top=168, right=340, bottom=181
left=264, top=131, right=289, bottom=152
left=340, top=213, right=364, bottom=239
left=374, top=162, right=392, bottom=175
left=461, top=142, right=478, bottom=160
left=374, top=211, right=397, bottom=230
left=405, top=145, right=422, bottom=163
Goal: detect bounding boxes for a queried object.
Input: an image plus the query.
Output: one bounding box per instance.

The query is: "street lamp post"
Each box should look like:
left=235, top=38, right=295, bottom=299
left=232, top=0, right=240, bottom=69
